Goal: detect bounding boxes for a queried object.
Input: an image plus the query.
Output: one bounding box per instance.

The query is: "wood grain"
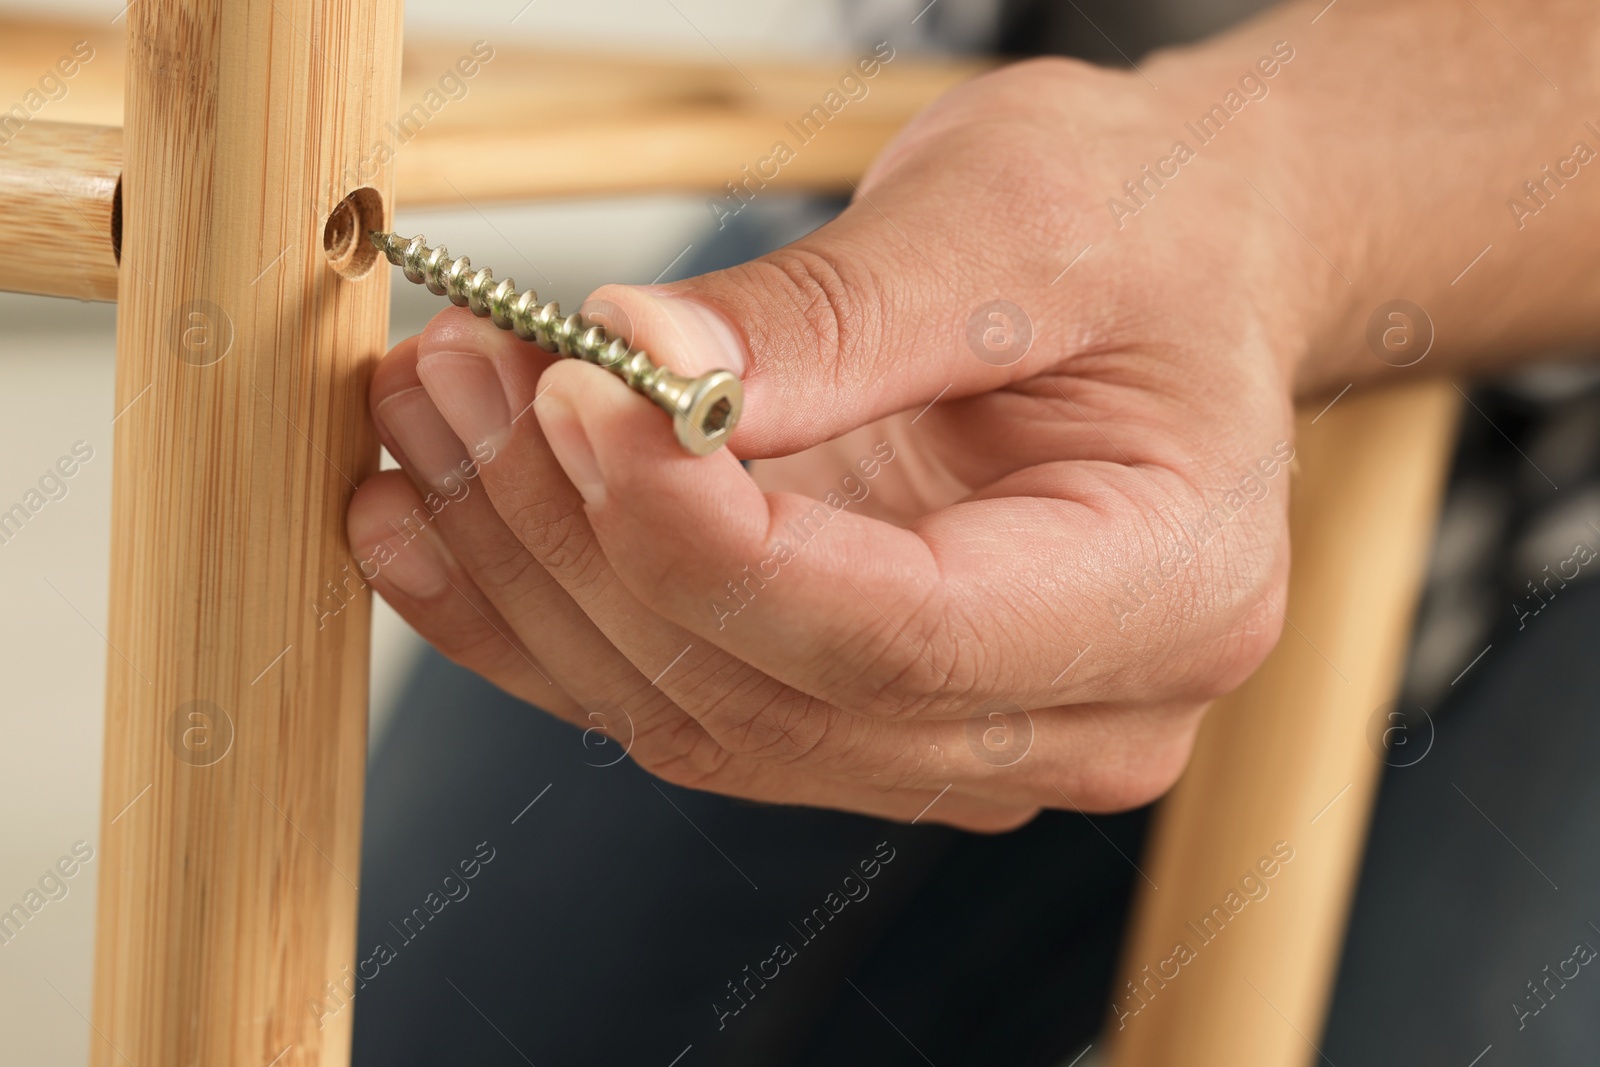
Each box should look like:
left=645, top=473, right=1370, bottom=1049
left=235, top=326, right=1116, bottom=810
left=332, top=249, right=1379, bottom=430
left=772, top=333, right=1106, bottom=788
left=90, top=2, right=401, bottom=1065
left=1105, top=380, right=1460, bottom=1067
left=387, top=38, right=981, bottom=200
left=0, top=121, right=119, bottom=300
left=0, top=18, right=983, bottom=305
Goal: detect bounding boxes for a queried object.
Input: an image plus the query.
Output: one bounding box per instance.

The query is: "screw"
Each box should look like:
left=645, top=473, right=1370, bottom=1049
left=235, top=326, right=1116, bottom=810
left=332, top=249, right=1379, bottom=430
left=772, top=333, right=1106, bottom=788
left=369, top=232, right=742, bottom=456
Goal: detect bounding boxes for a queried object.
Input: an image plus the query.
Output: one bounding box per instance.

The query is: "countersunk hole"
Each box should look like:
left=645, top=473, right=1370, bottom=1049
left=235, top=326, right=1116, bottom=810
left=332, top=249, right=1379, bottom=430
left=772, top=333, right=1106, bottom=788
left=702, top=396, right=733, bottom=435
left=323, top=186, right=383, bottom=280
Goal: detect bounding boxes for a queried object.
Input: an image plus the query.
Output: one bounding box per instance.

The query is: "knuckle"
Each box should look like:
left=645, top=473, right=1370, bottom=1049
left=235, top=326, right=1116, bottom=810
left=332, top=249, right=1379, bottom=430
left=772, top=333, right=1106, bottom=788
left=427, top=619, right=497, bottom=665
left=692, top=683, right=833, bottom=765
left=751, top=244, right=883, bottom=375
left=468, top=538, right=547, bottom=595
left=1207, top=596, right=1286, bottom=694
left=1078, top=708, right=1205, bottom=811
left=629, top=713, right=735, bottom=791
left=848, top=601, right=983, bottom=721
left=818, top=624, right=937, bottom=719
left=985, top=55, right=1105, bottom=97
left=1186, top=528, right=1289, bottom=698
left=1117, top=746, right=1195, bottom=809
left=858, top=739, right=947, bottom=794
left=732, top=702, right=832, bottom=765
left=432, top=620, right=532, bottom=681
left=505, top=495, right=604, bottom=584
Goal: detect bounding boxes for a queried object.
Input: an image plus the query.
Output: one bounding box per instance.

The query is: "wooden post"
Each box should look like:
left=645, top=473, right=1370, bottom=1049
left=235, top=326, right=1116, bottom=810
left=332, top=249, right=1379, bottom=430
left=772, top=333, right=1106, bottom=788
left=1106, top=380, right=1460, bottom=1067
left=90, top=2, right=401, bottom=1065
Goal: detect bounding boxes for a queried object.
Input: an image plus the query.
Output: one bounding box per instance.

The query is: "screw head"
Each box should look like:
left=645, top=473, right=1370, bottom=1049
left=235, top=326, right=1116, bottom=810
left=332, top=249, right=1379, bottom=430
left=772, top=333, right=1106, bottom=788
left=674, top=371, right=742, bottom=455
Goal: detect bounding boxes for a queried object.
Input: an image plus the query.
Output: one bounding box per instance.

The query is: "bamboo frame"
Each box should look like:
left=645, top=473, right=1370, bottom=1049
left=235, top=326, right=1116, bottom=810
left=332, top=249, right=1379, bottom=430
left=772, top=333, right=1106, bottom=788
left=0, top=18, right=986, bottom=305
left=0, top=10, right=1461, bottom=1065
left=89, top=2, right=402, bottom=1064
left=1106, top=379, right=1459, bottom=1067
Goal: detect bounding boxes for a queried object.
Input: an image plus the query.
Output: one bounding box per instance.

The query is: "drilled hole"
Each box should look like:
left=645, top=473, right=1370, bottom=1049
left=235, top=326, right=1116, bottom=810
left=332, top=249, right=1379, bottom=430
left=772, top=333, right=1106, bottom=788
left=111, top=175, right=122, bottom=264
left=323, top=186, right=384, bottom=280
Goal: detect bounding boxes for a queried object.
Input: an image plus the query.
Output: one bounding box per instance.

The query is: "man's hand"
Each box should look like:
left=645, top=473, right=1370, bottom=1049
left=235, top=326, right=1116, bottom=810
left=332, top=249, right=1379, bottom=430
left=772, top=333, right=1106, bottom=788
left=348, top=0, right=1600, bottom=829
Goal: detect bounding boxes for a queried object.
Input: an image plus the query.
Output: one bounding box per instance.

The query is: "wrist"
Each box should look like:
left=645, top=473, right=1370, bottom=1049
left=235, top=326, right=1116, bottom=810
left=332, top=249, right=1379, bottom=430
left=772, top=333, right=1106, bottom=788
left=1131, top=36, right=1335, bottom=395
left=1163, top=0, right=1600, bottom=397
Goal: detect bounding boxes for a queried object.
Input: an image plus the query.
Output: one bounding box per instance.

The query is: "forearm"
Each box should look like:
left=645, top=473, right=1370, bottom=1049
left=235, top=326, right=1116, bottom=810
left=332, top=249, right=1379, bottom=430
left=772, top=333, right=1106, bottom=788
left=1152, top=0, right=1600, bottom=397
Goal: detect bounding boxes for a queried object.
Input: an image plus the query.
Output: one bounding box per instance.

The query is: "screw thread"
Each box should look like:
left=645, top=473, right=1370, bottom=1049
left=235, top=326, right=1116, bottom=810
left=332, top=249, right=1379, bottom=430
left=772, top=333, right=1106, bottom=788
left=368, top=231, right=741, bottom=454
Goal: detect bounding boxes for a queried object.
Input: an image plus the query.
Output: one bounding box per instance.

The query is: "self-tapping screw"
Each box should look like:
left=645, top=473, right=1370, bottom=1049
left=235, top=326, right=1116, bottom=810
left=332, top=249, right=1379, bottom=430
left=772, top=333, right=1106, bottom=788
left=369, top=231, right=742, bottom=456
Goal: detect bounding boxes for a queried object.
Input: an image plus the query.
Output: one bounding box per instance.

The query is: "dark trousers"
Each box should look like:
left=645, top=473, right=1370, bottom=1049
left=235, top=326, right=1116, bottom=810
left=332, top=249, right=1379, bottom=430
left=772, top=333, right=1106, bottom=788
left=349, top=579, right=1600, bottom=1067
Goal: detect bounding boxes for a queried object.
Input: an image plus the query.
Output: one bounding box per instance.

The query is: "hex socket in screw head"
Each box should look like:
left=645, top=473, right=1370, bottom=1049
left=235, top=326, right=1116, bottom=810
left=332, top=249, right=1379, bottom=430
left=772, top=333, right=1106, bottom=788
left=667, top=368, right=742, bottom=455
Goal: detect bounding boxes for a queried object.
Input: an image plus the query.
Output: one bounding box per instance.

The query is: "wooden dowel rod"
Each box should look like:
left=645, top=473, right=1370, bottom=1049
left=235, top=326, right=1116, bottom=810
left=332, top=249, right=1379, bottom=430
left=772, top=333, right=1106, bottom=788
left=1105, top=380, right=1460, bottom=1067
left=0, top=121, right=119, bottom=301
left=90, top=1, right=401, bottom=1064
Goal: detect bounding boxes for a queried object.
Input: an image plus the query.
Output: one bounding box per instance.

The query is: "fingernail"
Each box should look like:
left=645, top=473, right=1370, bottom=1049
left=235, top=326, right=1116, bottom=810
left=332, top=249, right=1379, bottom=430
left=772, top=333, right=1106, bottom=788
left=536, top=394, right=605, bottom=507
left=375, top=386, right=474, bottom=493
left=349, top=500, right=453, bottom=600
left=591, top=288, right=748, bottom=378
left=416, top=350, right=512, bottom=457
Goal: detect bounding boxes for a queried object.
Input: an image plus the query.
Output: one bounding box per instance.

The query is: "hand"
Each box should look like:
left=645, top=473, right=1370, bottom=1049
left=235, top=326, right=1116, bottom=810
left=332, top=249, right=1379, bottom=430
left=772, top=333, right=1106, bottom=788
left=347, top=53, right=1317, bottom=831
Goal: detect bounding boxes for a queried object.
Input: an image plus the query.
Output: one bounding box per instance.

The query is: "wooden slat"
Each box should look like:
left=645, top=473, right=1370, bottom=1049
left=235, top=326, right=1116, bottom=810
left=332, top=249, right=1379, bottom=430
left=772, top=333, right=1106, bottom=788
left=90, top=0, right=401, bottom=1064
left=1, top=20, right=982, bottom=301
left=1105, top=380, right=1460, bottom=1067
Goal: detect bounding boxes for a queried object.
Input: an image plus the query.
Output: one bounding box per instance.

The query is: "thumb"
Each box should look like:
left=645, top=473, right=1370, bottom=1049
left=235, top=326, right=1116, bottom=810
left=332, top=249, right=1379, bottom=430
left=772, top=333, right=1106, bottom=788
left=581, top=198, right=1044, bottom=457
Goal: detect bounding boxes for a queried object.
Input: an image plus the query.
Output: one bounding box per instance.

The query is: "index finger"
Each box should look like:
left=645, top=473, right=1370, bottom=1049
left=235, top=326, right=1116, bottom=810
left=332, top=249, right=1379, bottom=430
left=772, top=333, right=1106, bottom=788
left=532, top=359, right=1283, bottom=720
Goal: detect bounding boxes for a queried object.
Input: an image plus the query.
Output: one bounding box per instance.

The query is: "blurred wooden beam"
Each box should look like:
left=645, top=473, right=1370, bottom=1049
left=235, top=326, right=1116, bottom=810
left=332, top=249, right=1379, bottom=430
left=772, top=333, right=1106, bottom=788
left=1105, top=380, right=1460, bottom=1067
left=0, top=16, right=983, bottom=137
left=0, top=18, right=985, bottom=301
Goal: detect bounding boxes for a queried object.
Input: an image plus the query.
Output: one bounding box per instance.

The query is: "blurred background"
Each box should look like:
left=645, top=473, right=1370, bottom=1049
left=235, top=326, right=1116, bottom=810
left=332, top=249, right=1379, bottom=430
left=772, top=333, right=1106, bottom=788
left=6, top=0, right=1600, bottom=1064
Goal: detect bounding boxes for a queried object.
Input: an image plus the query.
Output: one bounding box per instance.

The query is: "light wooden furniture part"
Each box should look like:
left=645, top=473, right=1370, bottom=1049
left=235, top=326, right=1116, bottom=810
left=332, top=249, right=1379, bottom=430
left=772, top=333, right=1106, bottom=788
left=92, top=2, right=401, bottom=1065
left=0, top=13, right=1458, bottom=1067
